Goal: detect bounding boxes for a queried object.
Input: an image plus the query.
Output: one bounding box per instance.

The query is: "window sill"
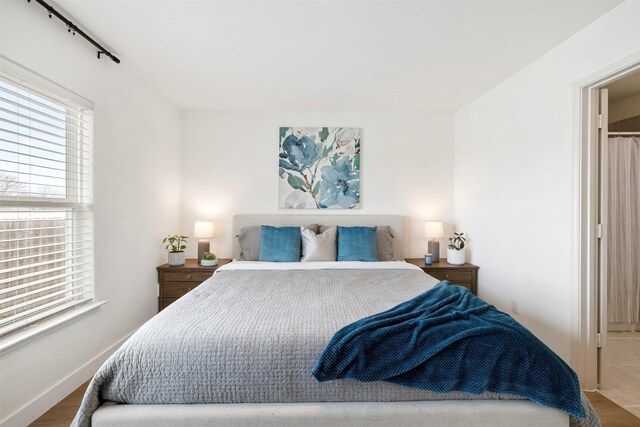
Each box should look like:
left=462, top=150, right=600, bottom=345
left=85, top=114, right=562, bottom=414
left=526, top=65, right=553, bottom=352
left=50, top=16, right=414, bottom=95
left=0, top=301, right=106, bottom=356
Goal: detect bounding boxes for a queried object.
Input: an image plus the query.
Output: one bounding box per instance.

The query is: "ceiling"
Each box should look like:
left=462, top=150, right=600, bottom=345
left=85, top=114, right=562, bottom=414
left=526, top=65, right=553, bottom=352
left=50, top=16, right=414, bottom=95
left=53, top=0, right=622, bottom=112
left=607, top=70, right=640, bottom=103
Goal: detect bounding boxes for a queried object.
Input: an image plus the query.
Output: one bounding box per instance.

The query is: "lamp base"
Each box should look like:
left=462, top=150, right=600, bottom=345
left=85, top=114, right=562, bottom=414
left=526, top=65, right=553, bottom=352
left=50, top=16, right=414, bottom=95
left=427, top=240, right=440, bottom=261
left=197, top=239, right=210, bottom=261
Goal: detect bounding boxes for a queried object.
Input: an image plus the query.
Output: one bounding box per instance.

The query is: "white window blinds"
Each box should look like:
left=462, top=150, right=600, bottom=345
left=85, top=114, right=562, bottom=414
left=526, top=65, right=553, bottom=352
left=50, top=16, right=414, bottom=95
left=0, top=70, right=94, bottom=339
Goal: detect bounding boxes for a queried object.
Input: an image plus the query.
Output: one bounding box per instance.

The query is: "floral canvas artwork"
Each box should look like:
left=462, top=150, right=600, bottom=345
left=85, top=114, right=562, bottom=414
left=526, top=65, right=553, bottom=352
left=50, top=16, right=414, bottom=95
left=279, top=127, right=360, bottom=209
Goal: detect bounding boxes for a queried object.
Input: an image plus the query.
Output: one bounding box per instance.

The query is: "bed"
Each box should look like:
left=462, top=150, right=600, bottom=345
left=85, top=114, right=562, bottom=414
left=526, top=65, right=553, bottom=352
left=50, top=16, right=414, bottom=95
left=73, top=215, right=587, bottom=427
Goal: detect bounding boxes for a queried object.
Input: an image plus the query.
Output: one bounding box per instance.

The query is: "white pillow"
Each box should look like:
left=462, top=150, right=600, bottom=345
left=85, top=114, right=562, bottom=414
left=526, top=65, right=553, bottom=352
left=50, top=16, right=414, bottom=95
left=301, top=226, right=337, bottom=262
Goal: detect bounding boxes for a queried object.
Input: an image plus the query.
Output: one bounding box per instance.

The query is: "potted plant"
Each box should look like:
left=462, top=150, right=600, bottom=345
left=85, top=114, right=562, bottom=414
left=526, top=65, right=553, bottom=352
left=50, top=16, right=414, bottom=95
left=163, top=234, right=188, bottom=266
left=447, top=233, right=466, bottom=265
left=200, top=252, right=218, bottom=267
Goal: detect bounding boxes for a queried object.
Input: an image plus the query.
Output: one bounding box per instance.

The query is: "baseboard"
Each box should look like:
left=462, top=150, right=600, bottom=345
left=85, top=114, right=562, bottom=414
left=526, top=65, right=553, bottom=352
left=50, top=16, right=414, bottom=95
left=0, top=331, right=134, bottom=427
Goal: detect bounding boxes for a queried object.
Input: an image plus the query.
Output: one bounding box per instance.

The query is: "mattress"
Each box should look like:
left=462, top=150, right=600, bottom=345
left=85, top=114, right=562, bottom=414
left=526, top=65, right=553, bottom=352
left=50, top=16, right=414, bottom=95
left=73, top=261, right=525, bottom=426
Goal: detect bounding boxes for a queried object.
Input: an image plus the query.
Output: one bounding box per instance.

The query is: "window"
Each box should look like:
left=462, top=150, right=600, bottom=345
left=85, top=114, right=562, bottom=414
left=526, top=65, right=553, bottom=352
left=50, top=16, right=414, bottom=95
left=0, top=68, right=94, bottom=339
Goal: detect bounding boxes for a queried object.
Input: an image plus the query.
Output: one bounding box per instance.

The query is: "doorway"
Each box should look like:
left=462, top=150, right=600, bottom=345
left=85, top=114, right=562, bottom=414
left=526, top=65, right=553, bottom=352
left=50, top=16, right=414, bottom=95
left=577, top=64, right=640, bottom=416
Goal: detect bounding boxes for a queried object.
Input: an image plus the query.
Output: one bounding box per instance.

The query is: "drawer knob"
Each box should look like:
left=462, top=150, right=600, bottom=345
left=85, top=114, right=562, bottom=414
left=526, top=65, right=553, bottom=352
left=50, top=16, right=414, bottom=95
left=186, top=274, right=192, bottom=280
left=445, top=274, right=449, bottom=278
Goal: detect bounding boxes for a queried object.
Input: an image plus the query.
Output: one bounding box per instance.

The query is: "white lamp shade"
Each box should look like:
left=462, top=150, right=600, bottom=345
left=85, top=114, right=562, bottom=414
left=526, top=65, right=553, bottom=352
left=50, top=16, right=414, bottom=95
left=424, top=221, right=444, bottom=238
left=193, top=221, right=214, bottom=238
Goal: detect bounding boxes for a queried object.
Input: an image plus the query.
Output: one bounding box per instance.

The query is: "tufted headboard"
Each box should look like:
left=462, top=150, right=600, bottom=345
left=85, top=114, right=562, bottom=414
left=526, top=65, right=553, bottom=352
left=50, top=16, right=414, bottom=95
left=232, top=214, right=408, bottom=260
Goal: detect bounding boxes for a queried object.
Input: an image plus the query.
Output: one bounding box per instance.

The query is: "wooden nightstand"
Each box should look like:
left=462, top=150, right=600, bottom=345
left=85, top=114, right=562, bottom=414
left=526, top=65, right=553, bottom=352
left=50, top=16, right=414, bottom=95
left=405, top=258, right=479, bottom=295
left=156, top=258, right=231, bottom=311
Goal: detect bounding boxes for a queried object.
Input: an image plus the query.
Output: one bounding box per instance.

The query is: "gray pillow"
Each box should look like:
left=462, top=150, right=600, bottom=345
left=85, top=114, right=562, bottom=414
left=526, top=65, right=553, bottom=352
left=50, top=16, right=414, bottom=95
left=376, top=226, right=395, bottom=261
left=319, top=225, right=395, bottom=261
left=237, top=224, right=319, bottom=261
left=301, top=226, right=337, bottom=262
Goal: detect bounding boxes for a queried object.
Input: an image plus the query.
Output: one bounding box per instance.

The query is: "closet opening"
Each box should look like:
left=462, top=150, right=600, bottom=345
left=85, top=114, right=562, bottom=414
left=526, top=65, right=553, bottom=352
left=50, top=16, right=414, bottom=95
left=575, top=61, right=640, bottom=416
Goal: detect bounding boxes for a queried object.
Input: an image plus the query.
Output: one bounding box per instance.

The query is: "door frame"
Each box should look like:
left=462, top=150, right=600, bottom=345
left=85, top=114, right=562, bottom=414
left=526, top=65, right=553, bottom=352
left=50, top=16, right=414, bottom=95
left=572, top=56, right=640, bottom=390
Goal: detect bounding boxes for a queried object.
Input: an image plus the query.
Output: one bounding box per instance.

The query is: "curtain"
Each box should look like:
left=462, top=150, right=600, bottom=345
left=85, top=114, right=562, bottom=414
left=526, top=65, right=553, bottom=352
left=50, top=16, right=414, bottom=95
left=607, top=137, right=640, bottom=324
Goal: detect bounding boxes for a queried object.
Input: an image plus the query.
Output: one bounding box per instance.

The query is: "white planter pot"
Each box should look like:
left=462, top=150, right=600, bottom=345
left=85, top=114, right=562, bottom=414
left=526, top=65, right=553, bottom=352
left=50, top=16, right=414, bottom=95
left=200, top=259, right=218, bottom=267
left=447, top=248, right=465, bottom=265
left=168, top=251, right=185, bottom=266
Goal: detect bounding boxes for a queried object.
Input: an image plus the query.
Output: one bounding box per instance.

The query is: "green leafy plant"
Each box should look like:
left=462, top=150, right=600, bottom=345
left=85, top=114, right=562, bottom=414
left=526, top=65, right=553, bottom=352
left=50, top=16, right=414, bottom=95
left=448, top=233, right=466, bottom=251
left=163, top=235, right=188, bottom=253
left=202, top=252, right=216, bottom=260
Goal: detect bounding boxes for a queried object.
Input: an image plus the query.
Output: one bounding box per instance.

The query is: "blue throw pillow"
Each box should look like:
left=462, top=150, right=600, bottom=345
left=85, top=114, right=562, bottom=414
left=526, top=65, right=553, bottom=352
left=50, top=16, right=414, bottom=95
left=258, top=226, right=301, bottom=262
left=337, top=226, right=378, bottom=262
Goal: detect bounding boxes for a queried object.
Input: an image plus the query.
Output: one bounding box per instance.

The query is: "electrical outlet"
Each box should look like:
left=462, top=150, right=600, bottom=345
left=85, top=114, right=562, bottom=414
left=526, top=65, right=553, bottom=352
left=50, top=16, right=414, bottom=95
left=511, top=298, right=520, bottom=315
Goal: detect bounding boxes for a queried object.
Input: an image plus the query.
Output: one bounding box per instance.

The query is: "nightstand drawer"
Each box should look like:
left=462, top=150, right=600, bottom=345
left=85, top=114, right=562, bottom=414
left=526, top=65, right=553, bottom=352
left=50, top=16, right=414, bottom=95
left=162, top=297, right=180, bottom=309
left=163, top=282, right=199, bottom=297
left=163, top=272, right=212, bottom=282
left=428, top=271, right=473, bottom=282
left=451, top=282, right=473, bottom=291
left=157, top=259, right=231, bottom=312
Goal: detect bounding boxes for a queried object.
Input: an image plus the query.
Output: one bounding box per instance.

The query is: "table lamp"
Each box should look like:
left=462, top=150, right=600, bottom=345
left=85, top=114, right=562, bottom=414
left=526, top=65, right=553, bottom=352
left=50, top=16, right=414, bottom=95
left=193, top=221, right=214, bottom=261
left=424, top=221, right=444, bottom=261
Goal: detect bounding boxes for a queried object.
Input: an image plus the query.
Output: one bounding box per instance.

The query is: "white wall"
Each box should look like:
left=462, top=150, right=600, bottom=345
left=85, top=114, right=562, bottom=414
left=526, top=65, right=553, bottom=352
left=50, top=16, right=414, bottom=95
left=454, top=0, right=639, bottom=362
left=0, top=1, right=181, bottom=425
left=180, top=112, right=454, bottom=259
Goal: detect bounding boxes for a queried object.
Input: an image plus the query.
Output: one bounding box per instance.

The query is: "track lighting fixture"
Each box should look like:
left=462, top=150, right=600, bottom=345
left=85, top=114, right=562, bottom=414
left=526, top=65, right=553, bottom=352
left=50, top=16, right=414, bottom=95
left=27, top=0, right=120, bottom=63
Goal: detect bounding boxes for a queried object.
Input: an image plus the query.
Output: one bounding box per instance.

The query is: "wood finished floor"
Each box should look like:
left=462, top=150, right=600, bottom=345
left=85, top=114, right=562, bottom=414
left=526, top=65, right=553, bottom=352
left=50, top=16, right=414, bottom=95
left=29, top=381, right=89, bottom=427
left=29, top=384, right=640, bottom=426
left=584, top=392, right=640, bottom=427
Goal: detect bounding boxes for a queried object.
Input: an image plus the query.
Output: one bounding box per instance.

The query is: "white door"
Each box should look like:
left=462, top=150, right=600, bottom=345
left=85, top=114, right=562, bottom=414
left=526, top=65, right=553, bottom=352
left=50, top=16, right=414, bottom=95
left=597, top=88, right=609, bottom=388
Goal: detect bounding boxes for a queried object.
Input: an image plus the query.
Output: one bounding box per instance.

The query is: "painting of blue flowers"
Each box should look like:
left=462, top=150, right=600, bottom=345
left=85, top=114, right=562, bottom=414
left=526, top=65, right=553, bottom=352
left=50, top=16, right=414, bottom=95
left=279, top=127, right=360, bottom=209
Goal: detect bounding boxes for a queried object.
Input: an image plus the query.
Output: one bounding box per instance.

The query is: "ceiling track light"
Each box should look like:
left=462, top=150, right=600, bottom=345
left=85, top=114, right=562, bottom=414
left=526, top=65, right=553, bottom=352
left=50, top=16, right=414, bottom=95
left=26, top=0, right=120, bottom=64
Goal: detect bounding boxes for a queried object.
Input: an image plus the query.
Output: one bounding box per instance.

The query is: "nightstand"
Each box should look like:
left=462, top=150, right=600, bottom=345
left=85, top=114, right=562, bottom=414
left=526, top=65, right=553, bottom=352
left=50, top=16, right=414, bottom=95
left=405, top=258, right=479, bottom=295
left=156, top=258, right=231, bottom=311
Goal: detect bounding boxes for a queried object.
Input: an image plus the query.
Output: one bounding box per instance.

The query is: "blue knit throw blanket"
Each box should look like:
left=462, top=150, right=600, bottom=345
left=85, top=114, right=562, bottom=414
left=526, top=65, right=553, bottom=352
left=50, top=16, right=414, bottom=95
left=312, top=282, right=585, bottom=419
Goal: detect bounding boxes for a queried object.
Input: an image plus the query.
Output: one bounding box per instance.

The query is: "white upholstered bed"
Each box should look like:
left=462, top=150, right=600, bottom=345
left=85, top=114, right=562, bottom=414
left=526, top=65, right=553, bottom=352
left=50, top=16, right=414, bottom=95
left=79, top=215, right=570, bottom=427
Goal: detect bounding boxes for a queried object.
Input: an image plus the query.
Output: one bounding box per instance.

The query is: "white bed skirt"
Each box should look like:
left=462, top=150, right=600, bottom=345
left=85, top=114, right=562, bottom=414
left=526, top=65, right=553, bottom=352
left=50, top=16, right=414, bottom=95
left=93, top=400, right=569, bottom=427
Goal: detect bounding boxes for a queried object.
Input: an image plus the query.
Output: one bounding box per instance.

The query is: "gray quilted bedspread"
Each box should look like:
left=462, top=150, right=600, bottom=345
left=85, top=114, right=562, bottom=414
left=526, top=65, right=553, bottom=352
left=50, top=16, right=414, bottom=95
left=73, top=267, right=570, bottom=427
